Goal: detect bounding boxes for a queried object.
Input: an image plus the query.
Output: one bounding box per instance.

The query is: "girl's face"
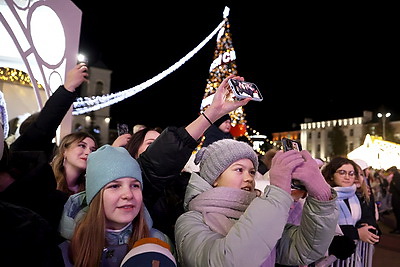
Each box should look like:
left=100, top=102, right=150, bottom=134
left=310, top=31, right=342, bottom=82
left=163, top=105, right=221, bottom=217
left=213, top=158, right=256, bottom=192
left=63, top=137, right=96, bottom=171
left=137, top=130, right=160, bottom=157
left=364, top=167, right=371, bottom=178
left=333, top=163, right=355, bottom=187
left=354, top=167, right=364, bottom=189
left=103, top=177, right=143, bottom=230
left=218, top=120, right=232, bottom=133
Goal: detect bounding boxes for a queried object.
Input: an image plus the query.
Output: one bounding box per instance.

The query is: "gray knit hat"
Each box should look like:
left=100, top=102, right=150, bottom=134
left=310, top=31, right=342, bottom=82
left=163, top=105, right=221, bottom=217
left=195, top=139, right=259, bottom=185
left=86, top=145, right=142, bottom=205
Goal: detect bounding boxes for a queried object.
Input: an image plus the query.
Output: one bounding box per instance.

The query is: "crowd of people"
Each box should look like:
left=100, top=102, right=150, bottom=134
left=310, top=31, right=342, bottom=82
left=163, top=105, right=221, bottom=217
left=0, top=63, right=398, bottom=266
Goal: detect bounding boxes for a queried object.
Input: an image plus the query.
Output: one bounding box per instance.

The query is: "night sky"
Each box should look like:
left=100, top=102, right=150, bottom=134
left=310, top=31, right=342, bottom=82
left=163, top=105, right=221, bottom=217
left=71, top=1, right=398, bottom=137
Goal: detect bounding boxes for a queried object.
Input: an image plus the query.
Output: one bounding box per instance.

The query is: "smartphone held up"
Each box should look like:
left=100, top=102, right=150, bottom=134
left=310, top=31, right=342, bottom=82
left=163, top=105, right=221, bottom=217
left=282, top=138, right=302, bottom=152
left=228, top=79, right=263, bottom=102
left=117, top=123, right=129, bottom=136
left=281, top=138, right=306, bottom=191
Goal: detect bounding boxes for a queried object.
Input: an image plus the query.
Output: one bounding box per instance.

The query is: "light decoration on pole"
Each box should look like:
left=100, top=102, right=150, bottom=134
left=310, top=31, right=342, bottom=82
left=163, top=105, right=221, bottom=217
left=377, top=112, right=391, bottom=140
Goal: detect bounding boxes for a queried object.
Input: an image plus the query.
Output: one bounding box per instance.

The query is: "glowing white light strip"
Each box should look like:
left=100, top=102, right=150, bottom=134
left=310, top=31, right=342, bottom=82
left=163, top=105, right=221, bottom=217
left=72, top=11, right=229, bottom=115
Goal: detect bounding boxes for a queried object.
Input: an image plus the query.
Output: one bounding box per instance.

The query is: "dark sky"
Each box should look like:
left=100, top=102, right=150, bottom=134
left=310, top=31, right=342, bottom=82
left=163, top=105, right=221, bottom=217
left=71, top=1, right=398, bottom=137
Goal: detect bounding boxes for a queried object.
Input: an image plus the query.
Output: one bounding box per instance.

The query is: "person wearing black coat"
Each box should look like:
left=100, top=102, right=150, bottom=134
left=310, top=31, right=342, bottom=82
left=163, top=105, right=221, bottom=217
left=0, top=111, right=65, bottom=266
left=10, top=64, right=86, bottom=162
left=3, top=64, right=88, bottom=230
left=355, top=169, right=382, bottom=237
left=0, top=64, right=88, bottom=267
left=137, top=126, right=198, bottom=242
left=387, top=166, right=400, bottom=234
left=201, top=113, right=232, bottom=147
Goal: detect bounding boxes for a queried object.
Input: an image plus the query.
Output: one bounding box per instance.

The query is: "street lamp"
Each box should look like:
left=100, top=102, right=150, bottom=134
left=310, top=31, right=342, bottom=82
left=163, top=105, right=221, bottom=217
left=377, top=112, right=391, bottom=140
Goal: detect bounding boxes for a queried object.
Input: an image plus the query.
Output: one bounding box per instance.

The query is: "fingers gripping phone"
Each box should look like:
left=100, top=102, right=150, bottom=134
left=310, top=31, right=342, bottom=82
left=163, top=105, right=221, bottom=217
left=281, top=138, right=306, bottom=191
left=228, top=79, right=263, bottom=101
left=282, top=138, right=302, bottom=152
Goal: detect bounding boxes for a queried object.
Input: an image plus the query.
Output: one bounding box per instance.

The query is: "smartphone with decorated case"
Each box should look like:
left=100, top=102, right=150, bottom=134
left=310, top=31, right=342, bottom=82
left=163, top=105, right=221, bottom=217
left=281, top=138, right=306, bottom=191
left=282, top=138, right=302, bottom=152
left=228, top=79, right=263, bottom=101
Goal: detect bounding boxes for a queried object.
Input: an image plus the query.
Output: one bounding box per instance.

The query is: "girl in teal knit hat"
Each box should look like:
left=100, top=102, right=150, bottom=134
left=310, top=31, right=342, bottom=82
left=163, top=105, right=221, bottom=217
left=60, top=145, right=171, bottom=267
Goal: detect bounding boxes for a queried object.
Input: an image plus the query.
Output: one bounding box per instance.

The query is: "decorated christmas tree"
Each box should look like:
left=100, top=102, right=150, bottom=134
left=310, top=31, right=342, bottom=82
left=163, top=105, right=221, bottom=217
left=199, top=7, right=248, bottom=142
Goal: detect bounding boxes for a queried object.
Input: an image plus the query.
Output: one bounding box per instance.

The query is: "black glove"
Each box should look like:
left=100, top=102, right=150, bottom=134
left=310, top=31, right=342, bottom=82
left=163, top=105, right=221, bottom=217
left=328, top=235, right=356, bottom=260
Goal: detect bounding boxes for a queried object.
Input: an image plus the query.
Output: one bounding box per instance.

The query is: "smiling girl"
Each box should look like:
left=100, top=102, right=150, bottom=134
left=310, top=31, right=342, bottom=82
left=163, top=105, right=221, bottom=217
left=60, top=145, right=170, bottom=266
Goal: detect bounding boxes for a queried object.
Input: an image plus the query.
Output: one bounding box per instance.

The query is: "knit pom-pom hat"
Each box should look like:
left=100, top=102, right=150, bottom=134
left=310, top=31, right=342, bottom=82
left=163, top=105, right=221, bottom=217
left=195, top=139, right=258, bottom=185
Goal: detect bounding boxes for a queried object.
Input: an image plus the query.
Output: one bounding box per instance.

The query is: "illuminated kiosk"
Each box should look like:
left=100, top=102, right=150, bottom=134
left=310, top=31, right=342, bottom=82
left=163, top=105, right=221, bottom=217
left=347, top=134, right=400, bottom=170
left=0, top=0, right=82, bottom=141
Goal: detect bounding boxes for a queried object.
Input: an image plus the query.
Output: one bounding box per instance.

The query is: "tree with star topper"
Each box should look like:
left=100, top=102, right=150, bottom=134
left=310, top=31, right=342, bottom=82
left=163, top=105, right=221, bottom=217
left=199, top=7, right=248, bottom=143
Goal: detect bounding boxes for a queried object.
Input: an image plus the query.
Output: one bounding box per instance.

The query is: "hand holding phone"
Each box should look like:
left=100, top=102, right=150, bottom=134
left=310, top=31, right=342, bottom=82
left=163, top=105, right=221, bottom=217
left=281, top=138, right=306, bottom=191
left=228, top=79, right=263, bottom=101
left=282, top=138, right=302, bottom=152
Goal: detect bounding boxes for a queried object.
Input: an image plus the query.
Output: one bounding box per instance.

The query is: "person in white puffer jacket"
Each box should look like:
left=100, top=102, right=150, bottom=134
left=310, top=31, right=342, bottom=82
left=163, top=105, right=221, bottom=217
left=175, top=139, right=339, bottom=267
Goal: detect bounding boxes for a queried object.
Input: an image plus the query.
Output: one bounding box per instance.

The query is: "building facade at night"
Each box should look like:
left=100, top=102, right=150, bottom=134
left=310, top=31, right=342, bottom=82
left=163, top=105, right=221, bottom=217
left=300, top=111, right=370, bottom=161
left=299, top=111, right=400, bottom=168
left=271, top=110, right=400, bottom=169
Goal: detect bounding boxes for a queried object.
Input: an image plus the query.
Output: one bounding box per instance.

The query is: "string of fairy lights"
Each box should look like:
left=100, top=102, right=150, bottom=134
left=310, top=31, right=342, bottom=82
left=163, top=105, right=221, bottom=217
left=0, top=67, right=43, bottom=89
left=71, top=13, right=228, bottom=116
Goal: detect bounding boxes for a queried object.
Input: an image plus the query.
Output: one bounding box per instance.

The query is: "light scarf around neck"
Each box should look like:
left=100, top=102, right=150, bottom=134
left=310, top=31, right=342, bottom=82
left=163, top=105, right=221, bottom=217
left=188, top=186, right=257, bottom=236
left=334, top=184, right=361, bottom=225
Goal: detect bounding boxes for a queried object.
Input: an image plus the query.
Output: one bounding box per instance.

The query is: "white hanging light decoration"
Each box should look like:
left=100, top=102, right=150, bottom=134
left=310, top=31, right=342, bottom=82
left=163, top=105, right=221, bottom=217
left=72, top=7, right=230, bottom=115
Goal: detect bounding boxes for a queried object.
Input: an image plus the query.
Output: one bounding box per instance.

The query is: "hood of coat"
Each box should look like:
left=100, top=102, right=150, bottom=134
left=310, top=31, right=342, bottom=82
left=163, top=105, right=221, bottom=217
left=183, top=172, right=213, bottom=211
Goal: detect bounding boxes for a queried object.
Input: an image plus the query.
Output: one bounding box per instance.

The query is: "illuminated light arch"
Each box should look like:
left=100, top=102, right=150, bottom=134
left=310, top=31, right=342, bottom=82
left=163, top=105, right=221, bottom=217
left=0, top=0, right=82, bottom=138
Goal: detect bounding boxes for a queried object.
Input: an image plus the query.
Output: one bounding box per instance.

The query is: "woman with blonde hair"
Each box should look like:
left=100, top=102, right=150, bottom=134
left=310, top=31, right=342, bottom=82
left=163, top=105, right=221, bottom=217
left=353, top=160, right=381, bottom=236
left=51, top=131, right=97, bottom=195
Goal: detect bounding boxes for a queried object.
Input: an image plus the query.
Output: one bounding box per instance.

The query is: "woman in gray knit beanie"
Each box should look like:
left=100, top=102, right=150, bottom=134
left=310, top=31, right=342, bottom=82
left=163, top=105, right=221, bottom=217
left=175, top=138, right=339, bottom=267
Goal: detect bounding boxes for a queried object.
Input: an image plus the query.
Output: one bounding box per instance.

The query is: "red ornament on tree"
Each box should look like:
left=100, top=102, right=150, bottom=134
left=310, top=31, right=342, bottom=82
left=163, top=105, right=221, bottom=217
left=230, top=123, right=246, bottom=137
